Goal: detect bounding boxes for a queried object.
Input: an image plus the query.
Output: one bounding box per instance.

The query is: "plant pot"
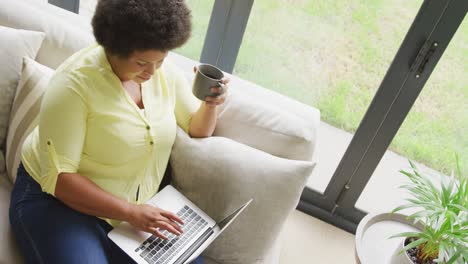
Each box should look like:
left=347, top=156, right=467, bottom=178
left=355, top=212, right=424, bottom=264
left=390, top=238, right=418, bottom=264
left=391, top=237, right=442, bottom=264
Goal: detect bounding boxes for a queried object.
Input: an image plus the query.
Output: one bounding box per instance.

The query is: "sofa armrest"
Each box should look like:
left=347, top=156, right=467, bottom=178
left=167, top=52, right=320, bottom=161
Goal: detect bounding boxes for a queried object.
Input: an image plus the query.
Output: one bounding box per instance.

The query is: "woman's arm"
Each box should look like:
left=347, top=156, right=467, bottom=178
left=55, top=172, right=131, bottom=221
left=189, top=102, right=218, bottom=138
left=189, top=78, right=229, bottom=138
left=55, top=172, right=184, bottom=240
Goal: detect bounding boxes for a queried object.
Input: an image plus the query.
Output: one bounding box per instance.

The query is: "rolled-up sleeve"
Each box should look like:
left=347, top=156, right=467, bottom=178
left=172, top=64, right=200, bottom=134
left=38, top=72, right=87, bottom=196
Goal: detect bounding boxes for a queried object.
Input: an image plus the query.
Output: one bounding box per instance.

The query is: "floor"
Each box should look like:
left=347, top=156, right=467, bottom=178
left=280, top=210, right=355, bottom=263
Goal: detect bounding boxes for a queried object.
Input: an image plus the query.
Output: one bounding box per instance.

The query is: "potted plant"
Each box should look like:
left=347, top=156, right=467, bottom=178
left=390, top=157, right=468, bottom=264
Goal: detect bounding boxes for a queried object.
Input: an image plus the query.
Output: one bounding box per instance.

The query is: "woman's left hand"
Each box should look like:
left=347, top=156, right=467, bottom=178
left=193, top=66, right=230, bottom=107
left=205, top=79, right=229, bottom=107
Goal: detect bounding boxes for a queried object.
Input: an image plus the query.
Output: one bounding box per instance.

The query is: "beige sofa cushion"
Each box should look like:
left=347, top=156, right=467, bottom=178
left=0, top=0, right=94, bottom=69
left=170, top=128, right=315, bottom=264
left=0, top=26, right=44, bottom=180
left=214, top=89, right=316, bottom=161
left=6, top=58, right=53, bottom=183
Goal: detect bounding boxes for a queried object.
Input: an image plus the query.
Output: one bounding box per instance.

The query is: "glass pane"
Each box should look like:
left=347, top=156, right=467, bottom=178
left=173, top=0, right=214, bottom=61
left=356, top=17, right=468, bottom=213
left=234, top=0, right=422, bottom=193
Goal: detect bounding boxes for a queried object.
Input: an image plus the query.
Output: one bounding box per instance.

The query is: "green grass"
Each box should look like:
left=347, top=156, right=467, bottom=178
left=178, top=0, right=468, bottom=175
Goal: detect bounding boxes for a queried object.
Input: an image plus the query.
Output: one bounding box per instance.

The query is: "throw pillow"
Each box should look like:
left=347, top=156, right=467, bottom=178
left=0, top=26, right=44, bottom=179
left=170, top=128, right=315, bottom=264
left=213, top=88, right=317, bottom=161
left=6, top=58, right=53, bottom=183
left=0, top=0, right=94, bottom=69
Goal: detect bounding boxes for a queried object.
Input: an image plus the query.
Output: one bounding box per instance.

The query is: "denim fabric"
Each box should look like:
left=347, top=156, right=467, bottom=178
left=9, top=163, right=204, bottom=264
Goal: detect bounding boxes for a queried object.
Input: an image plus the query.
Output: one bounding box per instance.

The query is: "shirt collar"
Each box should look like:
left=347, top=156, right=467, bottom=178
left=96, top=44, right=113, bottom=71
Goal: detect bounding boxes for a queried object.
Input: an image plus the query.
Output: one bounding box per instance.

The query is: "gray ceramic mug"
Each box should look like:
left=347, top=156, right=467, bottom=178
left=192, top=63, right=224, bottom=101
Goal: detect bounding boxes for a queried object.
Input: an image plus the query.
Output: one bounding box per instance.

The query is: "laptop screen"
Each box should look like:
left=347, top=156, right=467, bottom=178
left=216, top=200, right=252, bottom=229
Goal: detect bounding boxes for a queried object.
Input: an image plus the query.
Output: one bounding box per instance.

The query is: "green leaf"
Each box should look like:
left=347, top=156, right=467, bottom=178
left=437, top=244, right=446, bottom=263
left=460, top=251, right=468, bottom=263
left=403, top=237, right=429, bottom=252
left=392, top=204, right=415, bottom=213
left=389, top=232, right=422, bottom=240
left=452, top=205, right=468, bottom=213
left=408, top=211, right=431, bottom=220
left=446, top=252, right=461, bottom=264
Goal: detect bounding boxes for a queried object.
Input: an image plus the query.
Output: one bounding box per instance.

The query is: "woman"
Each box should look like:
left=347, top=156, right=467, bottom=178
left=9, top=0, right=228, bottom=263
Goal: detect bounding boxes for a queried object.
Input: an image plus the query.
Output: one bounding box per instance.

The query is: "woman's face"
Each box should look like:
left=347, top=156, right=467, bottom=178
left=109, top=49, right=168, bottom=83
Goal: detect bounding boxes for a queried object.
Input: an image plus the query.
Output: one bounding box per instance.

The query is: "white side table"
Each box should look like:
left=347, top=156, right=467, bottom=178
left=355, top=213, right=422, bottom=264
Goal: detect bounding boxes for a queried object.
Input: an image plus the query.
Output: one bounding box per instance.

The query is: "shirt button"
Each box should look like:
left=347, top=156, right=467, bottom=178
left=146, top=125, right=150, bottom=130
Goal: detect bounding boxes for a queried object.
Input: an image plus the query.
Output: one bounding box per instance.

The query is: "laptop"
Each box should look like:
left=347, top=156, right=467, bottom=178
left=108, top=185, right=252, bottom=264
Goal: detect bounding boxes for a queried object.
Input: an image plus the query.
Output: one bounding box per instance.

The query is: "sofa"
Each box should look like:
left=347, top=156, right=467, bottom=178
left=0, top=1, right=320, bottom=263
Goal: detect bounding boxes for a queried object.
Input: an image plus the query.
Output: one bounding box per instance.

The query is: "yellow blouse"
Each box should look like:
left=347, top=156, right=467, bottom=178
left=21, top=44, right=199, bottom=225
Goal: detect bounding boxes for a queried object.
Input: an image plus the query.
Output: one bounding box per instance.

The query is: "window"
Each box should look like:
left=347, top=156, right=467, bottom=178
left=356, top=17, right=468, bottom=213
left=174, top=0, right=215, bottom=61
left=234, top=0, right=422, bottom=193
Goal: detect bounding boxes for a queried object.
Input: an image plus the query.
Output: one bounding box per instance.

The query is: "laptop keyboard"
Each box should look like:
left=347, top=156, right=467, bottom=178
left=135, top=205, right=209, bottom=264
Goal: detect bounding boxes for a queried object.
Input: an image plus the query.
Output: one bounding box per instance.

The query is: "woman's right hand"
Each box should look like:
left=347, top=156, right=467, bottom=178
left=126, top=204, right=184, bottom=240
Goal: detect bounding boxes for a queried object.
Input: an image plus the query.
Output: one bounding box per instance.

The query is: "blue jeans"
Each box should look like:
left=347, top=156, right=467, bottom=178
left=9, top=163, right=204, bottom=264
